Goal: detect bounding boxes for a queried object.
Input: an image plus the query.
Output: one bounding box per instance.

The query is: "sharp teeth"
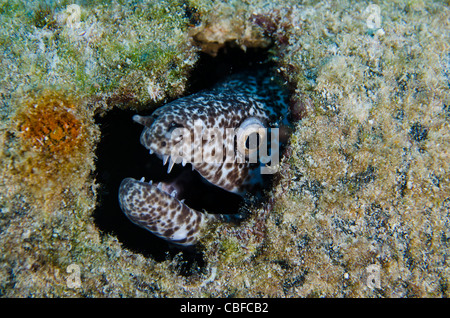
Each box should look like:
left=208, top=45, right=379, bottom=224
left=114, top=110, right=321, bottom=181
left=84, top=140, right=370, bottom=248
left=148, top=180, right=153, bottom=185
left=157, top=183, right=163, bottom=190
left=167, top=157, right=175, bottom=174
left=149, top=149, right=153, bottom=155
left=182, top=158, right=186, bottom=166
left=140, top=177, right=145, bottom=182
left=170, top=190, right=177, bottom=197
left=162, top=155, right=169, bottom=166
left=180, top=199, right=185, bottom=204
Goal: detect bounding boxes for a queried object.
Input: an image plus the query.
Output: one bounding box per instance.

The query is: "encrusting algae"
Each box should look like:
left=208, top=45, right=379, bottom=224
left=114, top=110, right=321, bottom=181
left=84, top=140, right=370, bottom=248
left=16, top=91, right=85, bottom=156
left=0, top=0, right=449, bottom=297
left=7, top=90, right=96, bottom=213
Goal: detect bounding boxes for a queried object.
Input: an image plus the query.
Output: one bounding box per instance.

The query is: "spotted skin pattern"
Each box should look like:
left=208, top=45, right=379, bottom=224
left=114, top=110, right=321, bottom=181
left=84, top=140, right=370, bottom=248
left=119, top=178, right=213, bottom=245
left=119, top=70, right=289, bottom=246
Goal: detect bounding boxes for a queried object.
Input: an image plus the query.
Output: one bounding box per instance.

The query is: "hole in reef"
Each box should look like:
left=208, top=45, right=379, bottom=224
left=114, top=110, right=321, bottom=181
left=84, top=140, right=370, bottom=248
left=93, top=45, right=280, bottom=275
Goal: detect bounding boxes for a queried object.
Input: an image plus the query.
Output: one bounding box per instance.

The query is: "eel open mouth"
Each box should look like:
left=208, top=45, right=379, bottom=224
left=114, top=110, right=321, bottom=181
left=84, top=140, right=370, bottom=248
left=117, top=66, right=289, bottom=246
left=118, top=150, right=245, bottom=246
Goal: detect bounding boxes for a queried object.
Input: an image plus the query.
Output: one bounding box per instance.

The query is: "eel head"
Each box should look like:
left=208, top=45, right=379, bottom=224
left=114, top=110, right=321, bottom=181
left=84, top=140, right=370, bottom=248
left=118, top=92, right=271, bottom=245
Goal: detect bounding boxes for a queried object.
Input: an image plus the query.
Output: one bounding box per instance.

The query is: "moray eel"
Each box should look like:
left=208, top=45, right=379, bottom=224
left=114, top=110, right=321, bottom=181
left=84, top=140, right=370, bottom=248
left=119, top=69, right=289, bottom=246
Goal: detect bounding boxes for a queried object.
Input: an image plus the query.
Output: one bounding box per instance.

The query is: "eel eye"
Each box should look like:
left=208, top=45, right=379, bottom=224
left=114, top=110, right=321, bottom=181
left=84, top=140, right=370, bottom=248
left=168, top=121, right=184, bottom=133
left=236, top=117, right=266, bottom=159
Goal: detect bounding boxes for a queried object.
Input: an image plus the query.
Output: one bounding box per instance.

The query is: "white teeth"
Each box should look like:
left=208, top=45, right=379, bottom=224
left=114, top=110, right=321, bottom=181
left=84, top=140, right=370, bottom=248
left=157, top=183, right=163, bottom=190
left=162, top=155, right=169, bottom=166
left=140, top=177, right=145, bottom=182
left=170, top=190, right=177, bottom=197
left=148, top=180, right=153, bottom=185
left=180, top=199, right=185, bottom=203
left=167, top=157, right=175, bottom=174
left=149, top=149, right=153, bottom=155
left=182, top=158, right=186, bottom=166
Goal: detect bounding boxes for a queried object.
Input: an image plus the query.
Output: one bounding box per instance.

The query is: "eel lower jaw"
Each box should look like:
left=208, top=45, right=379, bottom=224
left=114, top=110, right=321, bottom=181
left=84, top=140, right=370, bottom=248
left=118, top=148, right=245, bottom=245
left=118, top=177, right=214, bottom=246
left=137, top=176, right=184, bottom=202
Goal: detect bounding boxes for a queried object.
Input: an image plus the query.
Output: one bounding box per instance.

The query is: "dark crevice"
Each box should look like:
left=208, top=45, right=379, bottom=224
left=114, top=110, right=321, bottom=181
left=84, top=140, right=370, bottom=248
left=93, top=45, right=280, bottom=273
left=186, top=46, right=275, bottom=94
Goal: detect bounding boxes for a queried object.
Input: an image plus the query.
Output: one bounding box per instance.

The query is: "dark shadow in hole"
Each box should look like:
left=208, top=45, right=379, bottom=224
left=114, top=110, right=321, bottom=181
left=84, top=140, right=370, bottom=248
left=93, top=45, right=276, bottom=275
left=186, top=46, right=274, bottom=94
left=94, top=109, right=174, bottom=261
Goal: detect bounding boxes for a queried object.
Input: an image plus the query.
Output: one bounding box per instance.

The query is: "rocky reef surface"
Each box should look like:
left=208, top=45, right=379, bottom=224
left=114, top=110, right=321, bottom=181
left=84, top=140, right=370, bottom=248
left=0, top=0, right=449, bottom=297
